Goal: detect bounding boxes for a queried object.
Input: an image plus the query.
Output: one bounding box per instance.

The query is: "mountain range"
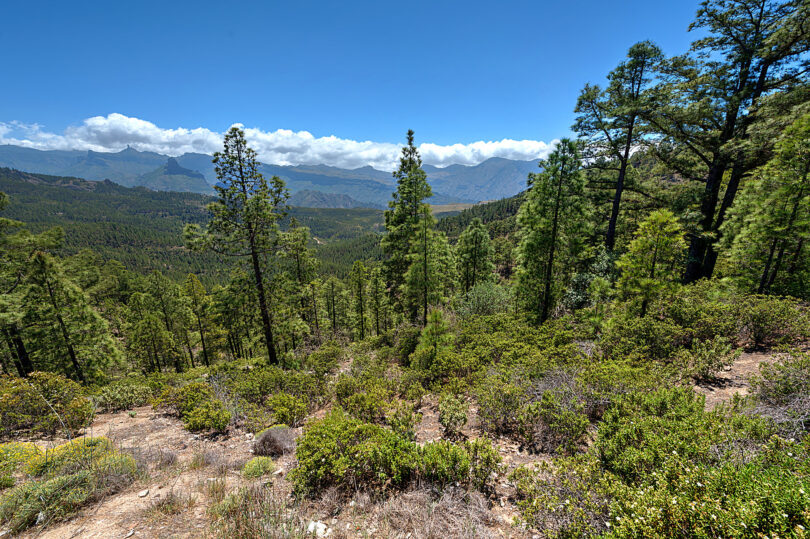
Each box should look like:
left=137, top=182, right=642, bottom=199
left=0, top=144, right=539, bottom=208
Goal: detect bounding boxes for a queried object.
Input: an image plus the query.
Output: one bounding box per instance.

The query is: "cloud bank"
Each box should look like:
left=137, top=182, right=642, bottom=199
left=0, top=113, right=556, bottom=170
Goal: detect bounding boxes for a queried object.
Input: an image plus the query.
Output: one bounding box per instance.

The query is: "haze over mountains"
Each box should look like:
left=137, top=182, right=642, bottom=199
left=0, top=144, right=538, bottom=208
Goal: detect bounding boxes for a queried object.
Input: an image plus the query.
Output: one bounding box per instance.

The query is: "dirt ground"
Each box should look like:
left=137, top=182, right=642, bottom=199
left=694, top=350, right=779, bottom=410
left=12, top=347, right=785, bottom=538
left=13, top=400, right=536, bottom=539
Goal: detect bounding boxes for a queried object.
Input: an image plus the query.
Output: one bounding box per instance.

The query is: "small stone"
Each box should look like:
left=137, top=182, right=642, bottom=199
left=125, top=530, right=135, bottom=538
left=138, top=489, right=149, bottom=498
left=273, top=468, right=284, bottom=475
left=307, top=521, right=329, bottom=537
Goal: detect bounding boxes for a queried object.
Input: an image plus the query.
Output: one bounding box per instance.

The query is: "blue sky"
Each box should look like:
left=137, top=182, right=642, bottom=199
left=1, top=0, right=701, bottom=168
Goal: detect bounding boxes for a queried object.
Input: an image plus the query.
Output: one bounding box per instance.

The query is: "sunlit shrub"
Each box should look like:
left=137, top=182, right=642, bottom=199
left=265, top=392, right=307, bottom=427
left=182, top=399, right=231, bottom=432
left=242, top=456, right=275, bottom=479
left=0, top=372, right=94, bottom=436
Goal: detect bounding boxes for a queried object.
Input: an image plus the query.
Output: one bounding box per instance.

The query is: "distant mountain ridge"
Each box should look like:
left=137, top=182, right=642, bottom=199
left=288, top=189, right=379, bottom=209
left=0, top=144, right=538, bottom=207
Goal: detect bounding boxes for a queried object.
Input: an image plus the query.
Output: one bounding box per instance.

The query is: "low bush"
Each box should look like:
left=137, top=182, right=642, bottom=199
left=242, top=456, right=275, bottom=479
left=182, top=399, right=231, bottom=432
left=394, top=325, right=422, bottom=365
left=454, top=282, right=513, bottom=319
left=608, top=436, right=810, bottom=537
left=475, top=373, right=529, bottom=436
left=750, top=350, right=810, bottom=439
left=676, top=335, right=740, bottom=382
left=519, top=391, right=589, bottom=455
left=155, top=381, right=215, bottom=417
left=0, top=437, right=137, bottom=533
left=509, top=457, right=610, bottom=537
left=0, top=372, right=94, bottom=437
left=265, top=392, right=307, bottom=427
left=291, top=409, right=500, bottom=497
left=0, top=442, right=42, bottom=489
left=600, top=313, right=689, bottom=362
left=26, top=437, right=114, bottom=477
left=304, top=342, right=342, bottom=377
left=386, top=402, right=422, bottom=441
left=253, top=425, right=296, bottom=457
left=596, top=387, right=772, bottom=484
left=290, top=409, right=420, bottom=496
left=419, top=441, right=471, bottom=488
left=94, top=380, right=152, bottom=412
left=438, top=394, right=468, bottom=438
left=741, top=295, right=808, bottom=348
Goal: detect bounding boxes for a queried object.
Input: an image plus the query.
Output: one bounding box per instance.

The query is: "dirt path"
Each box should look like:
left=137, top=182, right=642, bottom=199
left=694, top=350, right=777, bottom=410
left=19, top=406, right=273, bottom=539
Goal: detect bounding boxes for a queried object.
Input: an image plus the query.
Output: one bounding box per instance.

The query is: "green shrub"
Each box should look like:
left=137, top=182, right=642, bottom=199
left=94, top=381, right=152, bottom=412
left=509, top=456, right=610, bottom=537
left=476, top=374, right=528, bottom=436
left=265, top=392, right=308, bottom=427
left=521, top=392, right=589, bottom=455
left=464, top=437, right=501, bottom=491
left=26, top=437, right=114, bottom=477
left=304, top=342, right=342, bottom=377
left=608, top=436, right=810, bottom=538
left=290, top=409, right=419, bottom=495
left=0, top=372, right=94, bottom=437
left=182, top=399, right=231, bottom=432
left=385, top=402, right=422, bottom=441
left=742, top=295, right=808, bottom=347
left=419, top=441, right=471, bottom=487
left=242, top=456, right=275, bottom=479
left=454, top=282, right=513, bottom=318
left=335, top=373, right=393, bottom=423
left=438, top=394, right=468, bottom=438
left=0, top=442, right=42, bottom=476
left=676, top=335, right=741, bottom=382
left=155, top=381, right=215, bottom=417
left=596, top=387, right=772, bottom=484
left=394, top=325, right=422, bottom=365
left=600, top=313, right=689, bottom=362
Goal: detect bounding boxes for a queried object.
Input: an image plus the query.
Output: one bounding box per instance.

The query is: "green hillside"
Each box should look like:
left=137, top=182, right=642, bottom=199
left=0, top=168, right=384, bottom=283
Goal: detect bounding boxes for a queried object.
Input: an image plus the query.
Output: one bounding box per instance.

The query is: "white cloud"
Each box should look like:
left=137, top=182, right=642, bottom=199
left=0, top=113, right=557, bottom=170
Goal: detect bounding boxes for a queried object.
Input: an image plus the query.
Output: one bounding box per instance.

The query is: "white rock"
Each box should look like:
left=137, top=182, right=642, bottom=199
left=307, top=521, right=329, bottom=537
left=138, top=489, right=150, bottom=498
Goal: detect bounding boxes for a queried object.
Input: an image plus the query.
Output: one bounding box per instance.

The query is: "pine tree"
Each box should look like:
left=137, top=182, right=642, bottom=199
left=410, top=309, right=453, bottom=372
left=24, top=252, right=120, bottom=381
left=185, top=126, right=288, bottom=364
left=382, top=130, right=433, bottom=304
left=184, top=274, right=214, bottom=367
left=368, top=267, right=391, bottom=336
left=516, top=139, right=589, bottom=323
left=616, top=209, right=686, bottom=316
left=456, top=218, right=495, bottom=292
left=574, top=41, right=662, bottom=250
left=280, top=218, right=319, bottom=326
left=403, top=204, right=454, bottom=325
left=720, top=113, right=810, bottom=296
left=644, top=0, right=810, bottom=282
left=349, top=261, right=368, bottom=340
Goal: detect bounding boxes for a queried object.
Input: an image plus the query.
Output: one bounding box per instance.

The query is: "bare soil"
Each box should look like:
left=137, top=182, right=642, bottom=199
left=694, top=350, right=778, bottom=410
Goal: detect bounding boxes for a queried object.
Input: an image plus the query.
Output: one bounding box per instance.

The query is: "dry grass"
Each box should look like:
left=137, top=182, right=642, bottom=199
left=210, top=484, right=309, bottom=538
left=375, top=486, right=498, bottom=538
left=146, top=490, right=196, bottom=517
